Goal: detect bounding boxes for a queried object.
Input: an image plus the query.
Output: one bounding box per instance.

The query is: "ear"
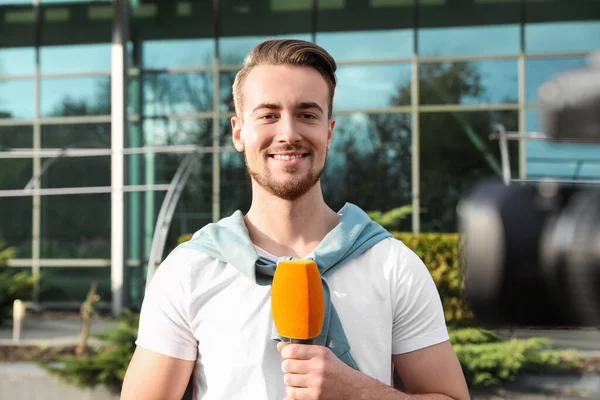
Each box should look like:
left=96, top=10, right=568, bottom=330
left=231, top=116, right=244, bottom=152
left=327, top=117, right=336, bottom=150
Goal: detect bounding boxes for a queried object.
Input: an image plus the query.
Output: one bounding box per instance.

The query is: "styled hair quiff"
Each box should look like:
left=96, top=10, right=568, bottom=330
left=232, top=39, right=337, bottom=118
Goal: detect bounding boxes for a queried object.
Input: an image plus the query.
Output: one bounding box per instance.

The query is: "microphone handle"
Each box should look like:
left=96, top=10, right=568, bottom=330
left=291, top=339, right=313, bottom=345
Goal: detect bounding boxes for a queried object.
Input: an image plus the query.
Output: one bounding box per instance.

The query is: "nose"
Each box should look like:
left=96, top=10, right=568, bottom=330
left=274, top=115, right=302, bottom=144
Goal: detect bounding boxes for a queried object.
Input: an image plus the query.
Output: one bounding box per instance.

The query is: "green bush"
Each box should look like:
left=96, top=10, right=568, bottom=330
left=449, top=327, right=583, bottom=388
left=394, top=232, right=472, bottom=326
left=41, top=310, right=139, bottom=394
left=0, top=243, right=36, bottom=326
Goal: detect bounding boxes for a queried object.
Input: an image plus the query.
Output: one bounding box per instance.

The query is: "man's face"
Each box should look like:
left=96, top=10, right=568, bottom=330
left=231, top=64, right=335, bottom=201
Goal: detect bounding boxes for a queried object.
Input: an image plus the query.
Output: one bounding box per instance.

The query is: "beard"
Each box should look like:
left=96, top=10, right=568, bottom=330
left=244, top=150, right=327, bottom=201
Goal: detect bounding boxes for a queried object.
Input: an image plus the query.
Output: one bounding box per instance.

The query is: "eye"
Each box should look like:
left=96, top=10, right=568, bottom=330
left=259, top=114, right=278, bottom=120
left=300, top=113, right=317, bottom=119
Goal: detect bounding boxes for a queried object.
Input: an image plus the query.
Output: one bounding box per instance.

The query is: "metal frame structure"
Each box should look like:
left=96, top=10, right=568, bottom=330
left=145, top=152, right=198, bottom=292
left=1, top=0, right=598, bottom=314
left=490, top=127, right=600, bottom=187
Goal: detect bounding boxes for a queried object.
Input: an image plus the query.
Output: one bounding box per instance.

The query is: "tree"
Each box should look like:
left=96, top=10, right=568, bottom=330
left=321, top=61, right=518, bottom=233
left=416, top=62, right=518, bottom=232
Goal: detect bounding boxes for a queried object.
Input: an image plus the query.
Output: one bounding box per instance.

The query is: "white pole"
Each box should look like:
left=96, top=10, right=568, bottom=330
left=111, top=0, right=128, bottom=317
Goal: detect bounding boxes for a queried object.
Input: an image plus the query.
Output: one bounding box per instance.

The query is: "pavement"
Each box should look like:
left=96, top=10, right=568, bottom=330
left=1, top=315, right=600, bottom=399
left=0, top=313, right=117, bottom=346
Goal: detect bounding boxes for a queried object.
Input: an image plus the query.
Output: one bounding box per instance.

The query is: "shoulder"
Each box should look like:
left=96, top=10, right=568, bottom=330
left=367, top=237, right=428, bottom=275
left=150, top=246, right=225, bottom=289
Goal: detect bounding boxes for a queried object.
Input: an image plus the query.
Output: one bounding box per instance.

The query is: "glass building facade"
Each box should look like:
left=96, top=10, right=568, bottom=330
left=0, top=0, right=599, bottom=313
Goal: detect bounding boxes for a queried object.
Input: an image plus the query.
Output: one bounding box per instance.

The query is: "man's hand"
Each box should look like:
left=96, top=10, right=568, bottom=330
left=277, top=342, right=363, bottom=400
left=277, top=341, right=469, bottom=400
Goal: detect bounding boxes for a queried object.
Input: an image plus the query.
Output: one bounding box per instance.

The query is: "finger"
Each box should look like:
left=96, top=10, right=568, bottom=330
left=286, top=386, right=312, bottom=400
left=277, top=341, right=290, bottom=352
left=282, top=358, right=312, bottom=374
left=280, top=344, right=322, bottom=360
left=284, top=373, right=309, bottom=388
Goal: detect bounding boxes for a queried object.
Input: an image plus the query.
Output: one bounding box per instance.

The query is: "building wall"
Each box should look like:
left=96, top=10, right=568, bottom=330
left=0, top=0, right=599, bottom=308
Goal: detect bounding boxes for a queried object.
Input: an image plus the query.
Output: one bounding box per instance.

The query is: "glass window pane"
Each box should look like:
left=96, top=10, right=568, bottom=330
left=526, top=110, right=600, bottom=181
left=169, top=164, right=215, bottom=238
left=526, top=57, right=587, bottom=104
left=220, top=151, right=251, bottom=218
left=0, top=126, right=33, bottom=196
left=419, top=25, right=520, bottom=57
left=324, top=112, right=412, bottom=230
left=41, top=194, right=110, bottom=258
left=143, top=72, right=213, bottom=116
left=140, top=118, right=212, bottom=147
left=335, top=64, right=411, bottom=109
left=0, top=158, right=31, bottom=190
left=38, top=267, right=111, bottom=303
left=0, top=124, right=33, bottom=147
left=526, top=21, right=600, bottom=54
left=219, top=0, right=312, bottom=65
left=124, top=191, right=150, bottom=305
left=0, top=80, right=35, bottom=119
left=316, top=0, right=413, bottom=60
left=42, top=126, right=111, bottom=190
left=0, top=47, right=35, bottom=75
left=40, top=44, right=111, bottom=74
left=219, top=70, right=238, bottom=112
left=220, top=115, right=248, bottom=217
left=420, top=110, right=519, bottom=232
left=131, top=152, right=213, bottom=186
left=316, top=30, right=413, bottom=61
left=143, top=39, right=215, bottom=69
left=420, top=60, right=518, bottom=105
left=41, top=156, right=110, bottom=188
left=0, top=198, right=32, bottom=258
left=219, top=34, right=313, bottom=66
left=42, top=123, right=110, bottom=148
left=41, top=77, right=111, bottom=117
left=125, top=190, right=166, bottom=262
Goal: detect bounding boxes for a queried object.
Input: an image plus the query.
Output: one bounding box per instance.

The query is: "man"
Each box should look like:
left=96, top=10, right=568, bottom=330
left=121, top=39, right=470, bottom=400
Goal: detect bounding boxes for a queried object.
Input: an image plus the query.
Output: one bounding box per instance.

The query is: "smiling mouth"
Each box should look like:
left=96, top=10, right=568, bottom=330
left=269, top=153, right=309, bottom=160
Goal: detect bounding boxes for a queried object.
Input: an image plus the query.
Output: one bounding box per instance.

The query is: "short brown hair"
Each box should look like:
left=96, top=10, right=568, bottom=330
left=232, top=39, right=337, bottom=118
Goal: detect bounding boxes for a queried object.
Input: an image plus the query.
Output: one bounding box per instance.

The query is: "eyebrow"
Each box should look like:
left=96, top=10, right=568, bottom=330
left=251, top=102, right=324, bottom=114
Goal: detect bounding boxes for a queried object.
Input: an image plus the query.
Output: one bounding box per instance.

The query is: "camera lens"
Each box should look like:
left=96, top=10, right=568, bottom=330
left=459, top=182, right=597, bottom=327
left=541, top=189, right=600, bottom=326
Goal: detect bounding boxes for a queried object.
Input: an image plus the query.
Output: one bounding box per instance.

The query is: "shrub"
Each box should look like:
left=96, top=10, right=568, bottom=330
left=449, top=327, right=583, bottom=387
left=0, top=243, right=36, bottom=326
left=394, top=232, right=472, bottom=326
left=40, top=310, right=140, bottom=394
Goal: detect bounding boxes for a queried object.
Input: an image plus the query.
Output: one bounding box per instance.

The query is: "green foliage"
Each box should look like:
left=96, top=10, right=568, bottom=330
left=367, top=206, right=413, bottom=231
left=449, top=327, right=499, bottom=345
left=178, top=233, right=193, bottom=244
left=0, top=243, right=36, bottom=325
left=449, top=328, right=584, bottom=388
left=40, top=310, right=140, bottom=394
left=394, top=232, right=471, bottom=325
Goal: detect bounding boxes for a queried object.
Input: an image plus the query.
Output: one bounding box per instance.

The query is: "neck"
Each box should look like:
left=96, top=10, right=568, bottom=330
left=244, top=181, right=340, bottom=258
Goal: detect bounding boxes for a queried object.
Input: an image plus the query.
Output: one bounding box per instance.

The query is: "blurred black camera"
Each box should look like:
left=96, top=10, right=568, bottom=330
left=459, top=53, right=600, bottom=328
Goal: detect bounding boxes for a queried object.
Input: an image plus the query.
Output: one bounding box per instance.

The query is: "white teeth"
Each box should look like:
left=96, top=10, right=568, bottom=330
left=273, top=154, right=303, bottom=160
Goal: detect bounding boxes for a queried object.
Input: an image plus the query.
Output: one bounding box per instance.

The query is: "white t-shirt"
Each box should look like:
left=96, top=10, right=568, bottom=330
left=135, top=237, right=449, bottom=400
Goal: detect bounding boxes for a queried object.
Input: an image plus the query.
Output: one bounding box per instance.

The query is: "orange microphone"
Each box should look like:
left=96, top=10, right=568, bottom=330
left=271, top=259, right=325, bottom=344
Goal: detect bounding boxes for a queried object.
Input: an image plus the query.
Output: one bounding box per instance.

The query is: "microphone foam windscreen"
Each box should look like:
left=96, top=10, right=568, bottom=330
left=271, top=260, right=325, bottom=340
